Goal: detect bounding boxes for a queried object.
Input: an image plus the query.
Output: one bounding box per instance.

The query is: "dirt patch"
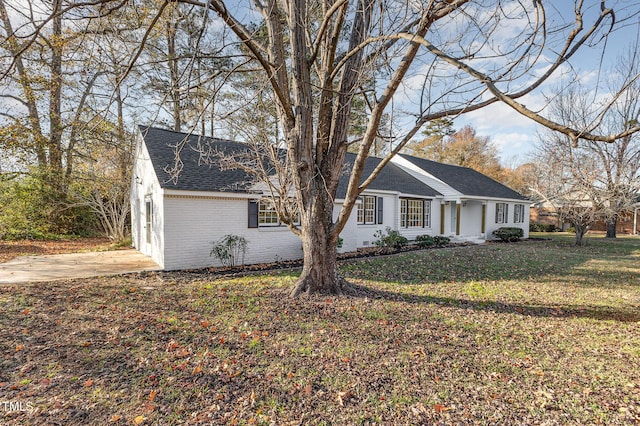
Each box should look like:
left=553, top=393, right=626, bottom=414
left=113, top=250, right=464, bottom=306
left=0, top=238, right=113, bottom=263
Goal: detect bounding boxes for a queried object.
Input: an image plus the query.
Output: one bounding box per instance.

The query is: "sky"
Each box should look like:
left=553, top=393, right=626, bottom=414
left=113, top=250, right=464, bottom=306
left=452, top=3, right=640, bottom=166
left=1, top=0, right=638, bottom=170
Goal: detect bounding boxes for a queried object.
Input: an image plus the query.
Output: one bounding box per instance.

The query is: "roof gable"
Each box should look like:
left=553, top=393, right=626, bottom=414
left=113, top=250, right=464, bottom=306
left=399, top=154, right=528, bottom=201
left=336, top=153, right=441, bottom=198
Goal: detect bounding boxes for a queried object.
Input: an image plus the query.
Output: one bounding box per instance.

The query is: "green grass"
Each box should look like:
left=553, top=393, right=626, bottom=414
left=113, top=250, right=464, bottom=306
left=1, top=235, right=639, bottom=424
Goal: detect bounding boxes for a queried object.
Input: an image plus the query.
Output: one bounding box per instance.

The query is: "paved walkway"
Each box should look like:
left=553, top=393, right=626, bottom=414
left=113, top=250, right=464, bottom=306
left=0, top=250, right=161, bottom=284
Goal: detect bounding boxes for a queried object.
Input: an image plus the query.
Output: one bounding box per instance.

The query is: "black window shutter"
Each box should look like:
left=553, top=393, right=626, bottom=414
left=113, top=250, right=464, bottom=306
left=377, top=197, right=383, bottom=224
left=248, top=200, right=258, bottom=228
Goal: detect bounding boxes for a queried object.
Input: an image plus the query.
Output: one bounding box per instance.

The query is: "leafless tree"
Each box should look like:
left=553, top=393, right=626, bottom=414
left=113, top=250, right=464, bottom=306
left=181, top=0, right=639, bottom=295
left=534, top=46, right=640, bottom=240
left=5, top=1, right=640, bottom=294
left=0, top=0, right=143, bottom=237
left=530, top=148, right=606, bottom=246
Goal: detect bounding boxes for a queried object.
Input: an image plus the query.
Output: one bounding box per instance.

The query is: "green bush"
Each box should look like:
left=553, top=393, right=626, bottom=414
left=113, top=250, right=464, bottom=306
left=210, top=234, right=248, bottom=267
left=416, top=234, right=435, bottom=248
left=433, top=236, right=450, bottom=247
left=374, top=227, right=408, bottom=251
left=0, top=175, right=101, bottom=240
left=529, top=222, right=557, bottom=232
left=492, top=227, right=524, bottom=242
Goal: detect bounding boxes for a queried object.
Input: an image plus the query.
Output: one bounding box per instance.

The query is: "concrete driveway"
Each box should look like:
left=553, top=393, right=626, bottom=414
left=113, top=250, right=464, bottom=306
left=0, top=250, right=161, bottom=284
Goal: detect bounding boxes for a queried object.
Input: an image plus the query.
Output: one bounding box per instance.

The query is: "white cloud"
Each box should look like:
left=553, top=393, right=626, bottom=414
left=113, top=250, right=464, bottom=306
left=455, top=101, right=541, bottom=164
left=492, top=132, right=537, bottom=163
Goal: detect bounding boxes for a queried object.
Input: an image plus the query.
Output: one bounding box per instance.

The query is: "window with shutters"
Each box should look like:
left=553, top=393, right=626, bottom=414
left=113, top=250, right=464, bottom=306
left=400, top=198, right=430, bottom=228
left=249, top=198, right=299, bottom=228
left=357, top=196, right=377, bottom=225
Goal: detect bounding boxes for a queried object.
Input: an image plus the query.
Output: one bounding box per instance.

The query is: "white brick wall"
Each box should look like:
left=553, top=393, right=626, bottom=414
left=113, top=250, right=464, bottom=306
left=130, top=138, right=165, bottom=268
left=485, top=201, right=530, bottom=239
left=162, top=195, right=303, bottom=270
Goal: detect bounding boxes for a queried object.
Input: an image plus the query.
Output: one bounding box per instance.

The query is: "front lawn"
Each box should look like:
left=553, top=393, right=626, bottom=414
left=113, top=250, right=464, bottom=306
left=1, top=236, right=639, bottom=424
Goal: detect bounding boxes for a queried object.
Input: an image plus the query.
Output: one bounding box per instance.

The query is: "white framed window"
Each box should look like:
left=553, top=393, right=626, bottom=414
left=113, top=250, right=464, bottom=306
left=253, top=198, right=299, bottom=227
left=401, top=198, right=430, bottom=228
left=514, top=204, right=525, bottom=223
left=144, top=196, right=153, bottom=244
left=424, top=200, right=431, bottom=228
left=258, top=199, right=280, bottom=226
left=364, top=196, right=376, bottom=224
left=495, top=203, right=509, bottom=224
left=357, top=195, right=377, bottom=224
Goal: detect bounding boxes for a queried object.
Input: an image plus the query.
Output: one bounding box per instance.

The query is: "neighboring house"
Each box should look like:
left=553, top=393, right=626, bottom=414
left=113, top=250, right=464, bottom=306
left=530, top=194, right=640, bottom=235
left=131, top=126, right=530, bottom=270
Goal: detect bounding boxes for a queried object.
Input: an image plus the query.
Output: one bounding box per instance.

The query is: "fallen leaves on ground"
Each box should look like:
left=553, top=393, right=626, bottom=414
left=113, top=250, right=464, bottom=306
left=1, top=236, right=639, bottom=424
left=0, top=238, right=112, bottom=263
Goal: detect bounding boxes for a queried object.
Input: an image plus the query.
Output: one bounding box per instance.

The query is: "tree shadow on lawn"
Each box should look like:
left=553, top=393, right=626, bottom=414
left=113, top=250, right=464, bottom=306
left=343, top=282, right=640, bottom=323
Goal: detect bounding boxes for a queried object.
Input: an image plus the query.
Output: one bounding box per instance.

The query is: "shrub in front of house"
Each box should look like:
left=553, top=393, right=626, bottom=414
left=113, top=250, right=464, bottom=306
left=210, top=234, right=248, bottom=267
left=530, top=222, right=557, bottom=232
left=374, top=227, right=408, bottom=251
left=433, top=236, right=450, bottom=246
left=492, top=227, right=524, bottom=242
left=416, top=234, right=435, bottom=248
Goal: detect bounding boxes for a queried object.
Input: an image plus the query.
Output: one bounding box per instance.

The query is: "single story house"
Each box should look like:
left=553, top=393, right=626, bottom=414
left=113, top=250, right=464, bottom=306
left=131, top=126, right=530, bottom=270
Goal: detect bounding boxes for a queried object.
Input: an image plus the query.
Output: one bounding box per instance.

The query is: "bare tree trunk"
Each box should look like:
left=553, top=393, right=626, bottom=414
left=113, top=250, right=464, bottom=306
left=48, top=0, right=64, bottom=193
left=574, top=224, right=588, bottom=246
left=167, top=19, right=182, bottom=131
left=605, top=218, right=617, bottom=238
left=289, top=183, right=346, bottom=297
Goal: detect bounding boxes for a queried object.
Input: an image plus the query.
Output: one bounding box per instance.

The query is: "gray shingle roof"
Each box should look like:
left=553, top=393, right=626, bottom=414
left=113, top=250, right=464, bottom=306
left=140, top=126, right=441, bottom=198
left=336, top=153, right=441, bottom=198
left=140, top=126, right=257, bottom=192
left=399, top=154, right=528, bottom=200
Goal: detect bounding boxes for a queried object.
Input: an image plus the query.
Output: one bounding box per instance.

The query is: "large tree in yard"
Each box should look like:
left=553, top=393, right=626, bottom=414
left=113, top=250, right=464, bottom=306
left=188, top=0, right=638, bottom=296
